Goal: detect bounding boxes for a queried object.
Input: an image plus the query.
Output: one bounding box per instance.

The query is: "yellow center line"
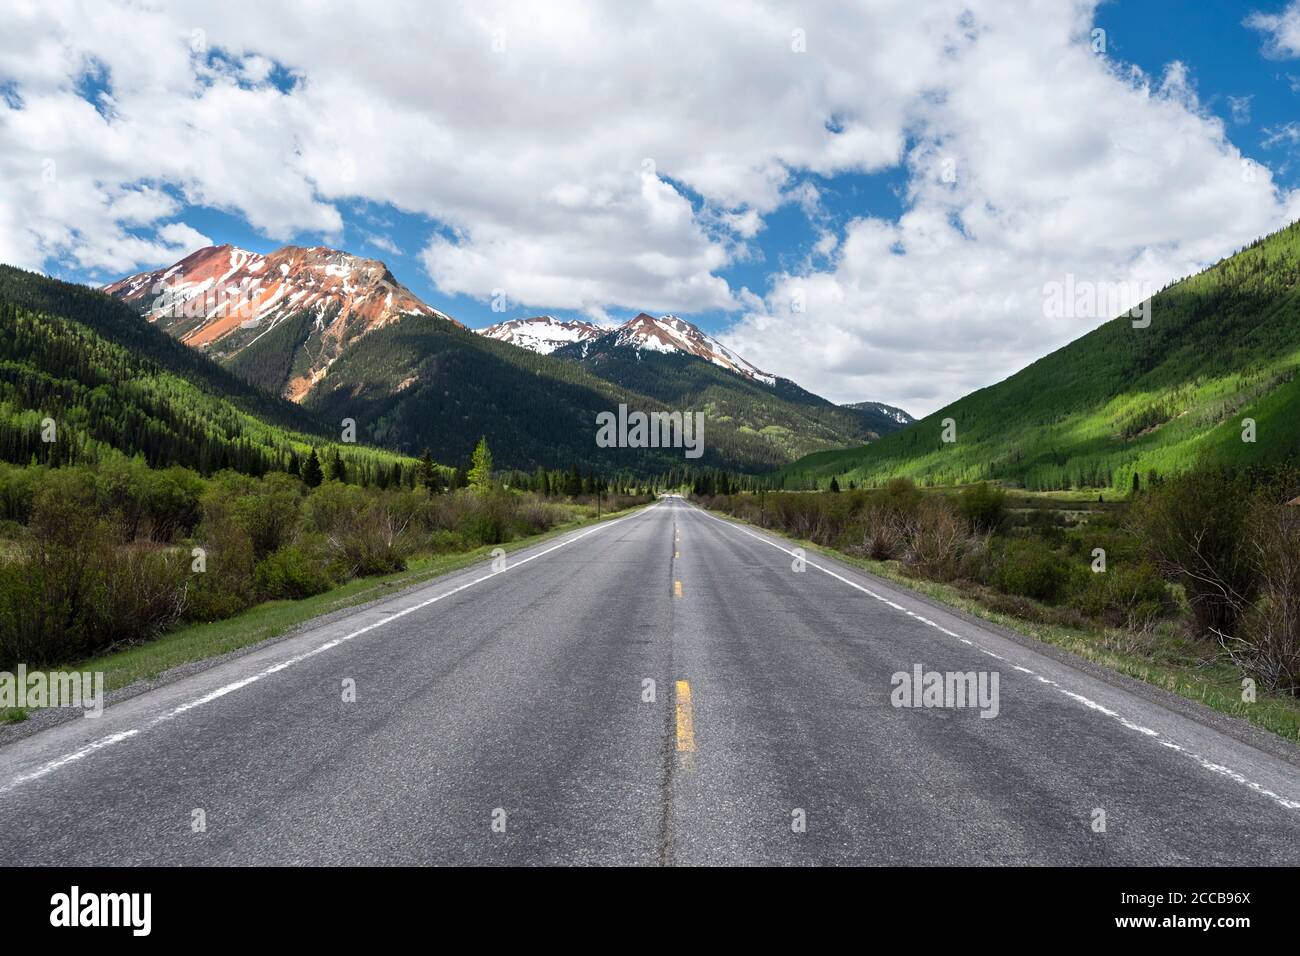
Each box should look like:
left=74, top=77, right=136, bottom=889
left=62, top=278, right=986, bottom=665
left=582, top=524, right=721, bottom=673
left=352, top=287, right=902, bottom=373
left=673, top=580, right=683, bottom=597
left=675, top=680, right=696, bottom=752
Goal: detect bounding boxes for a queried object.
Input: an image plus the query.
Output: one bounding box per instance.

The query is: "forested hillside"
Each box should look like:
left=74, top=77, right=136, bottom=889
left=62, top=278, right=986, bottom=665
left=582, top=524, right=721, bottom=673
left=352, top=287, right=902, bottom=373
left=776, top=220, right=1300, bottom=492
left=307, top=313, right=879, bottom=473
left=0, top=277, right=411, bottom=484
left=0, top=265, right=323, bottom=434
left=552, top=340, right=901, bottom=457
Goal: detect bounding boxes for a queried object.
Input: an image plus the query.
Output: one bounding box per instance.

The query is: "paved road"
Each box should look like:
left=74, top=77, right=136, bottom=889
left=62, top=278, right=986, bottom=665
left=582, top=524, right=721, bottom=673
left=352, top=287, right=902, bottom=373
left=2, top=497, right=1298, bottom=865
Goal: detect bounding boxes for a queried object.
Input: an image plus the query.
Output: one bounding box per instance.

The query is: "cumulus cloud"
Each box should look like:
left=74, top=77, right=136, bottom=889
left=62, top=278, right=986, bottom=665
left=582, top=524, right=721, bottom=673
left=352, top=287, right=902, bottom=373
left=0, top=0, right=1297, bottom=411
left=720, top=2, right=1300, bottom=413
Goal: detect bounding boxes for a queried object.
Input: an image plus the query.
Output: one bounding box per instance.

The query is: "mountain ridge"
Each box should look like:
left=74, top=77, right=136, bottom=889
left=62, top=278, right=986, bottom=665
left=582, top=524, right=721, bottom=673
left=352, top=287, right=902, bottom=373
left=104, top=243, right=457, bottom=402
left=775, top=220, right=1300, bottom=491
left=105, top=244, right=910, bottom=472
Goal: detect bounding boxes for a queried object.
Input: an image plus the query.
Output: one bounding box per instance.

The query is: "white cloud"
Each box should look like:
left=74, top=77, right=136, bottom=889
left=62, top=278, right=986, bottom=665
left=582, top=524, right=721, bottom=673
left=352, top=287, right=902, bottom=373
left=720, top=2, right=1299, bottom=413
left=1246, top=1, right=1300, bottom=58
left=0, top=0, right=946, bottom=293
left=0, top=0, right=1295, bottom=414
left=1263, top=121, right=1300, bottom=148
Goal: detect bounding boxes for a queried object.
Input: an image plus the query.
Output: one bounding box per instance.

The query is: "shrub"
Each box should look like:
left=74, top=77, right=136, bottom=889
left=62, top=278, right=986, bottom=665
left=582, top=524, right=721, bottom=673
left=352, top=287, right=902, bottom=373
left=427, top=529, right=466, bottom=554
left=514, top=497, right=565, bottom=535
left=231, top=472, right=304, bottom=560
left=1131, top=466, right=1255, bottom=636
left=83, top=543, right=188, bottom=650
left=875, top=477, right=924, bottom=520
left=906, top=498, right=968, bottom=580
left=457, top=489, right=514, bottom=546
left=0, top=524, right=186, bottom=667
left=994, top=538, right=1075, bottom=603
left=1075, top=561, right=1172, bottom=627
left=958, top=482, right=1007, bottom=534
left=1225, top=504, right=1300, bottom=692
left=254, top=539, right=336, bottom=601
left=185, top=524, right=256, bottom=622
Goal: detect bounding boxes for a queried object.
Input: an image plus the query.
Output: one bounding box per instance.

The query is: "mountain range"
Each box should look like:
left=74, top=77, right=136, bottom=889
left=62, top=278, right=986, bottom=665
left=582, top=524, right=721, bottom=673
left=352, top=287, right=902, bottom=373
left=7, top=212, right=1300, bottom=489
left=101, top=244, right=909, bottom=473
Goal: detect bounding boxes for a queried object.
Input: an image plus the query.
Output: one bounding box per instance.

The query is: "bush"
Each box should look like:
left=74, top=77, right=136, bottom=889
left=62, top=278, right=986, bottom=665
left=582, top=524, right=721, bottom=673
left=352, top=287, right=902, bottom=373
left=1131, top=466, right=1256, bottom=637
left=457, top=489, right=514, bottom=546
left=230, top=472, right=304, bottom=560
left=1074, top=561, right=1171, bottom=627
left=863, top=519, right=900, bottom=560
left=1226, top=504, right=1300, bottom=692
left=185, top=523, right=255, bottom=622
left=427, top=529, right=466, bottom=554
left=875, top=478, right=924, bottom=520
left=0, top=522, right=187, bottom=667
left=254, top=539, right=335, bottom=600
left=84, top=543, right=188, bottom=650
left=513, top=496, right=565, bottom=535
left=958, top=482, right=1007, bottom=534
left=905, top=498, right=969, bottom=580
left=994, top=538, right=1076, bottom=603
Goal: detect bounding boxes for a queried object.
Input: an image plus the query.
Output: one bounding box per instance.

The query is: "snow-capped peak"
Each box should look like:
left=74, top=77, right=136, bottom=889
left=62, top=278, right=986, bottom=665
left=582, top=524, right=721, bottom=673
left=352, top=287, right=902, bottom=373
left=477, top=315, right=603, bottom=354
left=610, top=313, right=775, bottom=385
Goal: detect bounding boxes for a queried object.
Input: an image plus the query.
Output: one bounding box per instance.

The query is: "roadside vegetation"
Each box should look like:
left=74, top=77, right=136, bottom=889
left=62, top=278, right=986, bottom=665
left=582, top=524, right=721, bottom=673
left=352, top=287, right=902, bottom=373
left=698, top=463, right=1300, bottom=740
left=0, top=440, right=652, bottom=678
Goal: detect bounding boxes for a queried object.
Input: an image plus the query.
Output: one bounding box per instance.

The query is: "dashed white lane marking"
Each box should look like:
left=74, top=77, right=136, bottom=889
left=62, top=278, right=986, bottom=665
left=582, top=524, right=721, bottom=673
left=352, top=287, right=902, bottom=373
left=694, top=506, right=1300, bottom=812
left=0, top=503, right=663, bottom=795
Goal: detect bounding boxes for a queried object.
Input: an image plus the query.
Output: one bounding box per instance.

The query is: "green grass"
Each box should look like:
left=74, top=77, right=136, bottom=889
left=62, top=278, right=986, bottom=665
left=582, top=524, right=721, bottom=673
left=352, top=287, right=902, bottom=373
left=707, top=506, right=1300, bottom=744
left=0, top=502, right=647, bottom=722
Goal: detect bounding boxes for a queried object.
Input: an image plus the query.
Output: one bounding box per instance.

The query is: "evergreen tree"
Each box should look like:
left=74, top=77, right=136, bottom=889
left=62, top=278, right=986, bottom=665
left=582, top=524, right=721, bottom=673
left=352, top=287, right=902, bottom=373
left=417, top=447, right=438, bottom=496
left=301, top=448, right=324, bottom=488
left=564, top=464, right=582, bottom=497
left=326, top=448, right=347, bottom=483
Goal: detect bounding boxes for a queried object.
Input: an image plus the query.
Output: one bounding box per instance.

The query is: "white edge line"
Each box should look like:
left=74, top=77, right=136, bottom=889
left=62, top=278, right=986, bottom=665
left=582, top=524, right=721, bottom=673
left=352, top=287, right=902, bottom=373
left=0, top=503, right=661, bottom=794
left=694, top=506, right=1300, bottom=813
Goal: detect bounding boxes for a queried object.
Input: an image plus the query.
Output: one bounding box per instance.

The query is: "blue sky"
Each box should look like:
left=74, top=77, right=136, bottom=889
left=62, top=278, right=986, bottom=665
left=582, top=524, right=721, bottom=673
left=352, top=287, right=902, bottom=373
left=5, top=1, right=1300, bottom=412
left=57, top=0, right=1294, bottom=337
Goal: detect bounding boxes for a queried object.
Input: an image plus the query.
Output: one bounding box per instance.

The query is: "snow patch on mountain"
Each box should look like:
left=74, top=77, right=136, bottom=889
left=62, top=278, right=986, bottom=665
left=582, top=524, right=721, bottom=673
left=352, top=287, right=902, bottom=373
left=478, top=315, right=603, bottom=354
left=104, top=243, right=459, bottom=402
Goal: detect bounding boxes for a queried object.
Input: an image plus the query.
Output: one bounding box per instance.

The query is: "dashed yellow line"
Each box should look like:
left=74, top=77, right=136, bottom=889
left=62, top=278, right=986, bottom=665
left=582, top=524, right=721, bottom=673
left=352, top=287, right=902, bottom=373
left=675, top=680, right=696, bottom=752
left=673, top=580, right=683, bottom=597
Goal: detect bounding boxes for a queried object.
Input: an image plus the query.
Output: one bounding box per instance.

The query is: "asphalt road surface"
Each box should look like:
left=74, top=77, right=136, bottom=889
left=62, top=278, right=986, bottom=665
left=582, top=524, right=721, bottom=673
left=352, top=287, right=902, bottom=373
left=2, top=497, right=1298, bottom=865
